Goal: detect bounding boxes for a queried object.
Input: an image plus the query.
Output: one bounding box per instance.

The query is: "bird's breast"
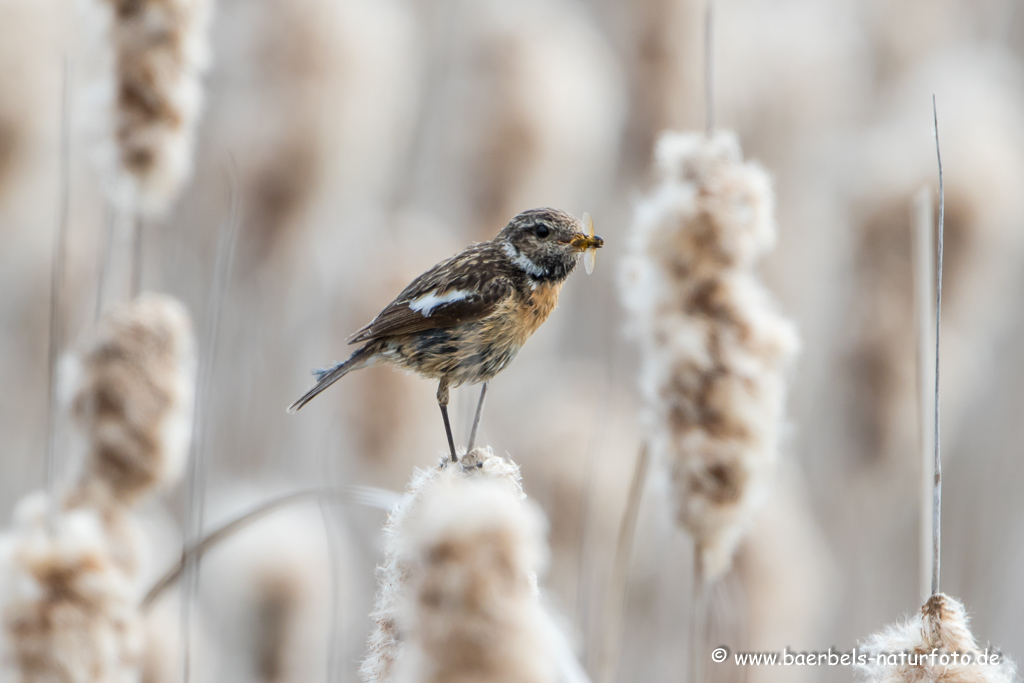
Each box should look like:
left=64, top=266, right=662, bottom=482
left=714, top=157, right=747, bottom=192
left=514, top=281, right=563, bottom=343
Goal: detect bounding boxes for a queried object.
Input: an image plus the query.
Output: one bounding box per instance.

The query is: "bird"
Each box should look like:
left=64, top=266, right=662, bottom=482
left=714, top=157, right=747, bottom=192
left=288, top=207, right=603, bottom=461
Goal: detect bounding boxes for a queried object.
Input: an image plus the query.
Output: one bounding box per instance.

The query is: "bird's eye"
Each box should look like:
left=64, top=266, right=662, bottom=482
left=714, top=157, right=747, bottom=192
left=534, top=224, right=550, bottom=239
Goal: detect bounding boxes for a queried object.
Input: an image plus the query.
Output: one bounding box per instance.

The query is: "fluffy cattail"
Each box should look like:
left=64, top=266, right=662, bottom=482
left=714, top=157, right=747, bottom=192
left=393, top=475, right=555, bottom=683
left=63, top=293, right=197, bottom=506
left=359, top=447, right=526, bottom=683
left=621, top=131, right=799, bottom=580
left=0, top=294, right=197, bottom=682
left=0, top=493, right=144, bottom=683
left=96, top=0, right=212, bottom=216
left=858, top=593, right=1016, bottom=682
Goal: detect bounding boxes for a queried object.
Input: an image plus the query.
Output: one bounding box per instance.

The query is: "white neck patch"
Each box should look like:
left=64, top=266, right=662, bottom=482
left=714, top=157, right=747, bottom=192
left=502, top=241, right=546, bottom=278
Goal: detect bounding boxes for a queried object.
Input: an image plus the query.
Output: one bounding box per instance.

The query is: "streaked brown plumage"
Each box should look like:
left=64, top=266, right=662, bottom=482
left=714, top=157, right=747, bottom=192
left=288, top=207, right=603, bottom=460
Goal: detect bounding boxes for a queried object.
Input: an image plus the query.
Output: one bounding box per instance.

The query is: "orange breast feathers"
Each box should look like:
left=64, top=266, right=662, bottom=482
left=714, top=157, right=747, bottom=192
left=485, top=281, right=564, bottom=349
left=518, top=282, right=563, bottom=340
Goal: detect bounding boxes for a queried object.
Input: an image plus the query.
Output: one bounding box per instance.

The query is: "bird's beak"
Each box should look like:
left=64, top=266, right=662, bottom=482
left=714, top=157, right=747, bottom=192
left=569, top=233, right=604, bottom=252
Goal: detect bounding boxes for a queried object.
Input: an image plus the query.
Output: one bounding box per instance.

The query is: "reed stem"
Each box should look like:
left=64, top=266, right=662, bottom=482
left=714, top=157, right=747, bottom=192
left=704, top=0, right=715, bottom=137
left=181, top=158, right=241, bottom=683
left=145, top=485, right=396, bottom=610
left=598, top=443, right=649, bottom=683
left=45, top=58, right=72, bottom=531
left=912, top=188, right=935, bottom=600
left=930, top=94, right=944, bottom=597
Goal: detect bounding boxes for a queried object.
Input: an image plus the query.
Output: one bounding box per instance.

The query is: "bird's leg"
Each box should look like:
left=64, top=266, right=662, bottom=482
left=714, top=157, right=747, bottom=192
left=466, top=382, right=488, bottom=453
left=439, top=405, right=457, bottom=463
left=437, top=380, right=457, bottom=463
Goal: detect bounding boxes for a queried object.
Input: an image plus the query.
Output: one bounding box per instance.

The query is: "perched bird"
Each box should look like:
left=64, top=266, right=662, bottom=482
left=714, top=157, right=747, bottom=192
left=288, top=207, right=603, bottom=460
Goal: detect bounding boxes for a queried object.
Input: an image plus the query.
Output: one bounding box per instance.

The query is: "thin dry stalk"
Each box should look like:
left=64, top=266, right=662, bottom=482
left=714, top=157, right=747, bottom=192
left=130, top=215, right=143, bottom=298
left=930, top=95, right=944, bottom=597
left=689, top=552, right=707, bottom=683
left=703, top=0, right=714, bottom=137
left=141, top=485, right=397, bottom=610
left=912, top=187, right=935, bottom=601
left=319, top=479, right=346, bottom=683
left=45, top=58, right=73, bottom=528
left=598, top=443, right=649, bottom=683
left=95, top=205, right=117, bottom=321
left=466, top=383, right=488, bottom=452
left=844, top=53, right=1024, bottom=482
left=856, top=98, right=1013, bottom=683
left=180, top=163, right=241, bottom=683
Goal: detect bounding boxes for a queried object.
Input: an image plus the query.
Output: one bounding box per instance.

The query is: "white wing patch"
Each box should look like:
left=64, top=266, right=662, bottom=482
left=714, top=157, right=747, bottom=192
left=502, top=241, right=546, bottom=278
left=408, top=289, right=473, bottom=317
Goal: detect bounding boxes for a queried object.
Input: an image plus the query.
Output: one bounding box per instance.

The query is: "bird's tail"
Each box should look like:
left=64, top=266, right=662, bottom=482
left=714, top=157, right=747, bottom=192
left=287, top=346, right=375, bottom=412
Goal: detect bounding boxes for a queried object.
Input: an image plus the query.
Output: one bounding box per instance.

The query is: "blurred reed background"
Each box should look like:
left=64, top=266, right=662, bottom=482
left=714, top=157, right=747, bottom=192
left=0, top=0, right=1023, bottom=682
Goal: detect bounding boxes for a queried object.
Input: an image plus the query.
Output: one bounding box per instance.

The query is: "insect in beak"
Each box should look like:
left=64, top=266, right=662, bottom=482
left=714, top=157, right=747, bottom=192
left=569, top=212, right=603, bottom=274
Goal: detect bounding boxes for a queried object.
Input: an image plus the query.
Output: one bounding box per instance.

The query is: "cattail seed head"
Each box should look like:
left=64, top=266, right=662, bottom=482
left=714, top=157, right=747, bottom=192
left=0, top=493, right=144, bottom=683
left=858, top=593, right=1016, bottom=682
left=96, top=0, right=212, bottom=216
left=622, top=131, right=799, bottom=580
left=359, top=447, right=529, bottom=683
left=393, top=476, right=555, bottom=683
left=64, top=293, right=197, bottom=505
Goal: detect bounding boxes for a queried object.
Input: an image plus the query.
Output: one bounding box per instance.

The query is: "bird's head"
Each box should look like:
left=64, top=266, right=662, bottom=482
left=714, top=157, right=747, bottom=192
left=497, top=208, right=604, bottom=282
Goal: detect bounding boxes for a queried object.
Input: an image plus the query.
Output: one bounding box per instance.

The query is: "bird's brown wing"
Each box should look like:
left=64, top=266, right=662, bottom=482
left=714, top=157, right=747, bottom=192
left=348, top=250, right=515, bottom=344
